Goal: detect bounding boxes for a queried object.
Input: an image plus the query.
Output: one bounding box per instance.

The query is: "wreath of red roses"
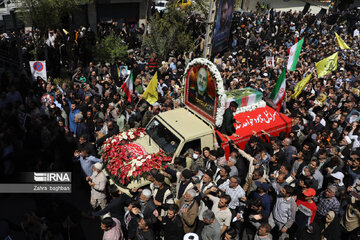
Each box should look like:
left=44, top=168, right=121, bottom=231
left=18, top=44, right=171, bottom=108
left=102, top=128, right=171, bottom=186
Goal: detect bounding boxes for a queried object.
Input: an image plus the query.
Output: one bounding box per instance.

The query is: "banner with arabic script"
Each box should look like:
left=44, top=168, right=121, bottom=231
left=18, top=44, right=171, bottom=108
left=217, top=106, right=291, bottom=149
left=233, top=106, right=291, bottom=136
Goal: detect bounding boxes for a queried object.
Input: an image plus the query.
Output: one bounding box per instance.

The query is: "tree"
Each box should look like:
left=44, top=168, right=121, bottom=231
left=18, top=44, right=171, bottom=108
left=143, top=1, right=195, bottom=61
left=95, top=33, right=128, bottom=64
left=17, top=0, right=92, bottom=36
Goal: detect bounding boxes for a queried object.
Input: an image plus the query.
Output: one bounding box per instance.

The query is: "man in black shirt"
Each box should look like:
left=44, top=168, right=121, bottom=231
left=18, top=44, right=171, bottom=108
left=92, top=185, right=132, bottom=228
left=153, top=204, right=184, bottom=240
left=153, top=174, right=174, bottom=215
left=216, top=166, right=231, bottom=186
left=136, top=218, right=155, bottom=240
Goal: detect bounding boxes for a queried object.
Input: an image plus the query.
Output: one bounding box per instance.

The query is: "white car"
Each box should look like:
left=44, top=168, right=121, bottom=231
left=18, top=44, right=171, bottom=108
left=154, top=1, right=168, bottom=12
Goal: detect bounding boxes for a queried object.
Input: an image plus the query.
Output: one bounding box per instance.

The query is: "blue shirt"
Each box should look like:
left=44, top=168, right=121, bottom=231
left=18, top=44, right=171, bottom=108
left=66, top=98, right=80, bottom=134
left=77, top=155, right=102, bottom=177
left=170, top=62, right=177, bottom=71
left=250, top=191, right=271, bottom=216
left=285, top=41, right=293, bottom=48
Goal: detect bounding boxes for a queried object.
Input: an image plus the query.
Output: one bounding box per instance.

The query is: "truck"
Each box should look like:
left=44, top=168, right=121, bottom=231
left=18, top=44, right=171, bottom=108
left=103, top=104, right=291, bottom=194
left=102, top=58, right=292, bottom=194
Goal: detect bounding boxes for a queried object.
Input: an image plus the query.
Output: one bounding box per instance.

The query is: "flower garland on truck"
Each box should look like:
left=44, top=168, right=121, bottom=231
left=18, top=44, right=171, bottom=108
left=101, top=128, right=171, bottom=186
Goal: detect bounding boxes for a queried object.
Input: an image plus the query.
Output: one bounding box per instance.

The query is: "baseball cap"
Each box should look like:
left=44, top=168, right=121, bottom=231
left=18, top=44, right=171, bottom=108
left=303, top=188, right=316, bottom=197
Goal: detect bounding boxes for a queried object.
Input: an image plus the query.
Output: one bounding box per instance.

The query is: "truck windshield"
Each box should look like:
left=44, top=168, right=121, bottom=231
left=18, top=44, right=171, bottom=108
left=146, top=119, right=180, bottom=154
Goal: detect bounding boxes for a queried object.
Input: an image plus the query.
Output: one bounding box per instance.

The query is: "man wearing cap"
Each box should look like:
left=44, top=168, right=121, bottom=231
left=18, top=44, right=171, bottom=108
left=136, top=189, right=157, bottom=227
left=295, top=188, right=317, bottom=231
left=87, top=162, right=107, bottom=209
left=152, top=173, right=174, bottom=217
left=314, top=185, right=340, bottom=223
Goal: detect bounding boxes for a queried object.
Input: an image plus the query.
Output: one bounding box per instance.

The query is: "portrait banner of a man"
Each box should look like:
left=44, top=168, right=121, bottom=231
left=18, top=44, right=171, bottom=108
left=212, top=0, right=234, bottom=56
left=185, top=65, right=217, bottom=123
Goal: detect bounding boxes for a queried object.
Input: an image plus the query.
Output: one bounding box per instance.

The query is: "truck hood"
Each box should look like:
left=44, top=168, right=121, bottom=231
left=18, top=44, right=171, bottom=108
left=130, top=134, right=160, bottom=156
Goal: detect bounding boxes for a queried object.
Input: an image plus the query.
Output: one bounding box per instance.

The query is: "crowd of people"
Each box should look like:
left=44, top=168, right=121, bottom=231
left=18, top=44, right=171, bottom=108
left=0, top=3, right=360, bottom=240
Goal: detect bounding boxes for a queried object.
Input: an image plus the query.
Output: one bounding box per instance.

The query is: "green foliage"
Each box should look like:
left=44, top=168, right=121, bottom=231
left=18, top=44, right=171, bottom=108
left=95, top=33, right=128, bottom=64
left=53, top=77, right=71, bottom=86
left=143, top=1, right=194, bottom=61
left=17, top=0, right=92, bottom=35
left=184, top=0, right=209, bottom=18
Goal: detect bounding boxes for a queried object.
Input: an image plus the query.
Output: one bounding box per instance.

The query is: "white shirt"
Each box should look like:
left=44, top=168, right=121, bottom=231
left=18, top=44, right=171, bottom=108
left=90, top=171, right=107, bottom=200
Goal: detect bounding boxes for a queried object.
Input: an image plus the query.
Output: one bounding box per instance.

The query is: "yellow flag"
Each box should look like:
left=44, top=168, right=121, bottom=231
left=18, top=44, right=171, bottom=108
left=142, top=72, right=158, bottom=104
left=316, top=52, right=338, bottom=78
left=291, top=74, right=312, bottom=99
left=335, top=32, right=350, bottom=50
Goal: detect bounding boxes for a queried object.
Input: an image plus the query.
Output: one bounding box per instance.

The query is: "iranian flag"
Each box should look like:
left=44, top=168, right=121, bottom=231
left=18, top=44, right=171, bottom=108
left=269, top=69, right=286, bottom=111
left=287, top=38, right=304, bottom=71
left=121, top=70, right=133, bottom=102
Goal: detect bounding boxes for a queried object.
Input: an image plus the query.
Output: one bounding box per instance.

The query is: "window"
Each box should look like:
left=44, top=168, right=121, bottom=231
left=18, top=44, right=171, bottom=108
left=181, top=139, right=201, bottom=155
left=146, top=119, right=180, bottom=154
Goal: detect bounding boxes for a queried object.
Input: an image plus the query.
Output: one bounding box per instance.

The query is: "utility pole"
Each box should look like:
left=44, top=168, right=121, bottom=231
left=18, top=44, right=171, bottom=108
left=202, top=0, right=217, bottom=59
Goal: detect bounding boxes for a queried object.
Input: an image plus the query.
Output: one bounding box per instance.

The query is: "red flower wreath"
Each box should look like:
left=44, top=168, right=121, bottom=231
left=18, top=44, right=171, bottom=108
left=101, top=128, right=171, bottom=186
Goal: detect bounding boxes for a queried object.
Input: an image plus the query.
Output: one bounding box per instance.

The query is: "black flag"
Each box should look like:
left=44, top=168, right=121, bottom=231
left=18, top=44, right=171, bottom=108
left=316, top=8, right=327, bottom=19
left=302, top=3, right=311, bottom=15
